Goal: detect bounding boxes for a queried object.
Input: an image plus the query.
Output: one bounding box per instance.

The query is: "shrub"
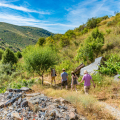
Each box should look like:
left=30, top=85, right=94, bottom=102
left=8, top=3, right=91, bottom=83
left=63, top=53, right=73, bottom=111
left=106, top=29, right=111, bottom=34
left=0, top=49, right=4, bottom=60
left=99, top=54, right=120, bottom=75
left=76, top=28, right=104, bottom=63
left=86, top=17, right=98, bottom=28
left=2, top=48, right=18, bottom=65
left=107, top=21, right=114, bottom=26
left=81, top=28, right=89, bottom=34
left=60, top=35, right=70, bottom=47
left=37, top=37, right=46, bottom=46
left=65, top=30, right=76, bottom=39
left=16, top=51, right=22, bottom=58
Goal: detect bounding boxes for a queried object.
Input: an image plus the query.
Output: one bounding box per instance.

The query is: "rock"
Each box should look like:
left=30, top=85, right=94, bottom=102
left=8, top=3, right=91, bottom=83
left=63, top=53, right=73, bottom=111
left=69, top=112, right=76, bottom=120
left=7, top=92, right=13, bottom=99
left=25, top=93, right=40, bottom=97
left=20, top=100, right=28, bottom=108
left=80, top=57, right=103, bottom=76
left=18, top=97, right=22, bottom=105
left=20, top=87, right=32, bottom=92
left=11, top=112, right=21, bottom=120
left=114, top=74, right=120, bottom=81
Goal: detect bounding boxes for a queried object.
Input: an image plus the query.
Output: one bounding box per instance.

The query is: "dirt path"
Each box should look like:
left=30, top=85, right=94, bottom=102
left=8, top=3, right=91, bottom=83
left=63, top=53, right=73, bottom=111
left=99, top=102, right=120, bottom=120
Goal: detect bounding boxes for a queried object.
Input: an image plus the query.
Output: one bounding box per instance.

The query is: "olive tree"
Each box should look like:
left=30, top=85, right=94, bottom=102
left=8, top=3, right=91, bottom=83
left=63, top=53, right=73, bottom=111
left=23, top=46, right=58, bottom=84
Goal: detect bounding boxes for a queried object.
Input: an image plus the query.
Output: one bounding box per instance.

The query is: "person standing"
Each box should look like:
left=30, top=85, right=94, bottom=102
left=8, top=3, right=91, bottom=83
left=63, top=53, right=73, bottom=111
left=71, top=71, right=78, bottom=92
left=79, top=70, right=95, bottom=94
left=51, top=68, right=56, bottom=86
left=61, top=68, right=68, bottom=90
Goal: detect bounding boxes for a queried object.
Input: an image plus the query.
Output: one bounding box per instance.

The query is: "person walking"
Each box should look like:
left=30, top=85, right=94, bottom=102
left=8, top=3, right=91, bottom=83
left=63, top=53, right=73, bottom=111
left=61, top=68, right=68, bottom=90
left=79, top=70, right=95, bottom=94
left=51, top=68, right=56, bottom=86
left=71, top=71, right=78, bottom=92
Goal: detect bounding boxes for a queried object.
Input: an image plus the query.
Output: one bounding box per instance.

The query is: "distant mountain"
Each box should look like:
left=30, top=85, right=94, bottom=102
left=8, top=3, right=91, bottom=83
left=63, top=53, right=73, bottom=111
left=0, top=22, right=54, bottom=50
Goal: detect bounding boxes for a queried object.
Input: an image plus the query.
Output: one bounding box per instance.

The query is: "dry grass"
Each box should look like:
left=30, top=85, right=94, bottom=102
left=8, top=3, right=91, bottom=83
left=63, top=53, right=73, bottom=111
left=31, top=81, right=116, bottom=120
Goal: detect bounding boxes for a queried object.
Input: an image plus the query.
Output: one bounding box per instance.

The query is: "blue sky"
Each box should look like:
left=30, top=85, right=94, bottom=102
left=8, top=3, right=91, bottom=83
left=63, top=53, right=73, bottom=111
left=0, top=0, right=120, bottom=34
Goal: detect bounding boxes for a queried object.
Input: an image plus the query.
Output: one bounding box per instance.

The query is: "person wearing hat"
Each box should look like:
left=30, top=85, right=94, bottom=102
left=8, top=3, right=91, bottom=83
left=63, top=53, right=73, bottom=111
left=79, top=70, right=95, bottom=94
left=51, top=68, right=56, bottom=86
left=71, top=71, right=78, bottom=92
left=61, top=68, right=68, bottom=89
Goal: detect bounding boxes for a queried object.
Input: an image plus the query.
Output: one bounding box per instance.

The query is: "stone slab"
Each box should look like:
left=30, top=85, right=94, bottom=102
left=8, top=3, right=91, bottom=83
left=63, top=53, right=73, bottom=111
left=80, top=57, right=103, bottom=76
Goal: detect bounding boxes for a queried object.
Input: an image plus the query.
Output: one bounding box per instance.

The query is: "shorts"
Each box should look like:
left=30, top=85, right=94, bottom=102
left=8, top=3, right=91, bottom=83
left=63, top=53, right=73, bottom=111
left=84, top=86, right=90, bottom=94
left=51, top=76, right=55, bottom=81
left=62, top=81, right=67, bottom=86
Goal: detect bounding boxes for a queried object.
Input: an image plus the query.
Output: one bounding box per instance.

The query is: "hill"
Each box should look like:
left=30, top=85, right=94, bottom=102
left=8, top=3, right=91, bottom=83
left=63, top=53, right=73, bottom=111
left=0, top=22, right=54, bottom=50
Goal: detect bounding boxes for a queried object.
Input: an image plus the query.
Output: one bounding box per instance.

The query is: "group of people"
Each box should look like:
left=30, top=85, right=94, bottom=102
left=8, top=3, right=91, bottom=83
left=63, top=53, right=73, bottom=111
left=51, top=68, right=95, bottom=94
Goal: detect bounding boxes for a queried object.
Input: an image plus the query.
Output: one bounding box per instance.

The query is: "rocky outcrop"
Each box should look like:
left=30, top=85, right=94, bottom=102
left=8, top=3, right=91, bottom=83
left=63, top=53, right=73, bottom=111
left=0, top=88, right=87, bottom=120
left=80, top=57, right=103, bottom=76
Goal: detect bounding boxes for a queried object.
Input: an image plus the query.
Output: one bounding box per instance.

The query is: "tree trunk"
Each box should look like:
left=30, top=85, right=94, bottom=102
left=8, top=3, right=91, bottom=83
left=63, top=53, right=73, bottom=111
left=42, top=71, right=44, bottom=85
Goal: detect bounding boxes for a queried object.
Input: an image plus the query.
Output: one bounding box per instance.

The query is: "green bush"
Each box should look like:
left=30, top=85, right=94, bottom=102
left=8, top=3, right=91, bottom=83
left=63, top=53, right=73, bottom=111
left=2, top=48, right=18, bottom=65
left=99, top=54, right=120, bottom=75
left=60, top=35, right=70, bottom=47
left=16, top=51, right=22, bottom=58
left=0, top=49, right=4, bottom=60
left=76, top=28, right=104, bottom=63
left=37, top=37, right=46, bottom=46
left=81, top=28, right=89, bottom=34
left=106, top=29, right=112, bottom=34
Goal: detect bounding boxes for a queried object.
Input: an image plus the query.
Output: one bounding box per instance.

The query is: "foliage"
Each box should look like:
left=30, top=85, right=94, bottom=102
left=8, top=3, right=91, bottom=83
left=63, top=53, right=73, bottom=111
left=37, top=37, right=46, bottom=46
left=81, top=28, right=89, bottom=34
left=16, top=51, right=22, bottom=58
left=76, top=28, right=104, bottom=63
left=2, top=48, right=18, bottom=65
left=9, top=78, right=35, bottom=89
left=23, top=45, right=58, bottom=77
left=65, top=30, right=76, bottom=39
left=86, top=17, right=98, bottom=28
left=0, top=49, right=4, bottom=60
left=60, top=35, right=70, bottom=47
left=86, top=16, right=109, bottom=29
left=106, top=29, right=111, bottom=34
left=99, top=54, right=120, bottom=75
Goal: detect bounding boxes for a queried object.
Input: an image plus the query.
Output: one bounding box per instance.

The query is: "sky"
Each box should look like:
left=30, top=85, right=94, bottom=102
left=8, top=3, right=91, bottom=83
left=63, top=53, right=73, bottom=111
left=0, top=0, right=120, bottom=34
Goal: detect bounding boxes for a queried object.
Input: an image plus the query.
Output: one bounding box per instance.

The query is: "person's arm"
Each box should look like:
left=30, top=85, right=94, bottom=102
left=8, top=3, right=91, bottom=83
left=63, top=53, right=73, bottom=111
left=79, top=79, right=84, bottom=84
left=61, top=77, right=62, bottom=83
left=91, top=79, right=95, bottom=88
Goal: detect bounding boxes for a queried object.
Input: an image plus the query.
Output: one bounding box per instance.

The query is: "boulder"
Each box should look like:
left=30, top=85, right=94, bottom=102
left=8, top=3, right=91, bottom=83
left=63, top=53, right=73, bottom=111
left=114, top=74, right=120, bottom=81
left=80, top=57, right=103, bottom=76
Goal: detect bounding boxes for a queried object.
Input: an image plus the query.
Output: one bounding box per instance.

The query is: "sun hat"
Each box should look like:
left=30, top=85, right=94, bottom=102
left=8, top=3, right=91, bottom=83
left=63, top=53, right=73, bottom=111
left=84, top=70, right=88, bottom=74
left=62, top=68, right=65, bottom=71
left=71, top=71, right=74, bottom=74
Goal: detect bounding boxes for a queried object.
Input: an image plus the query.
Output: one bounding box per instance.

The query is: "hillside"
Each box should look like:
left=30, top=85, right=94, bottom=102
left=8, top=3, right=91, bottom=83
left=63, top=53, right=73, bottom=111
left=0, top=22, right=54, bottom=50
left=0, top=14, right=120, bottom=120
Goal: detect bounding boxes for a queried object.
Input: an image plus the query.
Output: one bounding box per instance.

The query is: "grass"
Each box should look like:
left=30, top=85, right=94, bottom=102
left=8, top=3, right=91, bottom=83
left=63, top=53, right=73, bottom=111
left=31, top=77, right=116, bottom=120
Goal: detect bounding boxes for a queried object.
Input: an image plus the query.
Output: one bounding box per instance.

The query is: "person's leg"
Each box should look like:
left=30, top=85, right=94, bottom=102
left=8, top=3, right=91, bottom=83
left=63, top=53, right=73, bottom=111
left=75, top=85, right=77, bottom=92
left=65, top=81, right=68, bottom=90
left=61, top=81, right=64, bottom=90
left=51, top=77, right=53, bottom=86
left=84, top=86, right=88, bottom=94
left=84, top=86, right=90, bottom=94
left=71, top=84, right=73, bottom=91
